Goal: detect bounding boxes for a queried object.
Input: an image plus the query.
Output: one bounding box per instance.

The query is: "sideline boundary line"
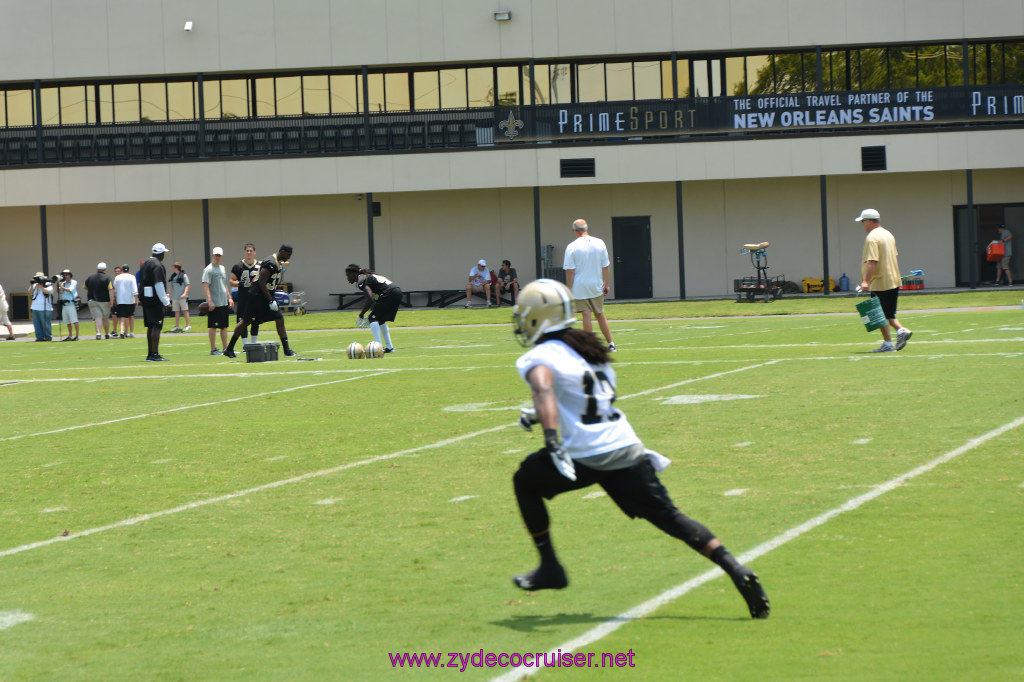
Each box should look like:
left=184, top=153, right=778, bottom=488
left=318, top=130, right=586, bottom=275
left=491, top=414, right=1024, bottom=681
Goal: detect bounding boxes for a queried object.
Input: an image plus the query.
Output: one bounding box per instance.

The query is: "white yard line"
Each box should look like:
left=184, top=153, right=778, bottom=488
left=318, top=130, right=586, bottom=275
left=491, top=414, right=1024, bottom=682
left=0, top=423, right=510, bottom=560
left=0, top=372, right=393, bottom=444
left=0, top=362, right=767, bottom=559
left=0, top=610, right=35, bottom=631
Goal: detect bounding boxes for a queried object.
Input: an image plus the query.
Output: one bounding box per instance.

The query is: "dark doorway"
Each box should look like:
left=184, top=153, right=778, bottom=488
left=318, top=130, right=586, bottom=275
left=953, top=202, right=1022, bottom=285
left=611, top=216, right=652, bottom=299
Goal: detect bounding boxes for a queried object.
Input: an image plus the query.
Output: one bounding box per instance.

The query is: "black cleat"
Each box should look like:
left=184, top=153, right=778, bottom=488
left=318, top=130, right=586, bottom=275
left=222, top=349, right=236, bottom=359
left=731, top=568, right=770, bottom=619
left=284, top=349, right=297, bottom=357
left=512, top=564, right=568, bottom=591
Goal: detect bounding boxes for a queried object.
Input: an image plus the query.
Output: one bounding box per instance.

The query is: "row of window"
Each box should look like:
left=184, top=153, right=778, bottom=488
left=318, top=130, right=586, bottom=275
left=1, top=40, right=1021, bottom=128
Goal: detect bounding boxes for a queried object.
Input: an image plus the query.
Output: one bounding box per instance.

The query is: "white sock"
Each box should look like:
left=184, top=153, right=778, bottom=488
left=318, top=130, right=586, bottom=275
left=381, top=323, right=393, bottom=349
left=370, top=320, right=383, bottom=346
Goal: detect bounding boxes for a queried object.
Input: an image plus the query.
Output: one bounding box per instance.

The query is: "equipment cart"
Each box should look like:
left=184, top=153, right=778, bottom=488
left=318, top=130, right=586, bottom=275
left=274, top=290, right=307, bottom=315
left=734, top=242, right=784, bottom=303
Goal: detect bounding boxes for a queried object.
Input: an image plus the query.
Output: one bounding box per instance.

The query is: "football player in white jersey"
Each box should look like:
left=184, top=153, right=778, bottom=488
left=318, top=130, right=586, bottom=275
left=510, top=279, right=769, bottom=619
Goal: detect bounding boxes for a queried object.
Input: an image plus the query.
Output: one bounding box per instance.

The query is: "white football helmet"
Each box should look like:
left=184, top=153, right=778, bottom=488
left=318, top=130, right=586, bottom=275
left=512, top=279, right=577, bottom=347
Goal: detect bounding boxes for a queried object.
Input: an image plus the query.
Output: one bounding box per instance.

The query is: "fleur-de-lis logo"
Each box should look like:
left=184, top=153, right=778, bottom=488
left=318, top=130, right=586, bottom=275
left=498, top=111, right=524, bottom=140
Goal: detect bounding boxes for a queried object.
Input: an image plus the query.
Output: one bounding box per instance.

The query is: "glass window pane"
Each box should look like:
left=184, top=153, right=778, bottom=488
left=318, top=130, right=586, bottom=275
left=57, top=86, right=87, bottom=124
left=114, top=83, right=139, bottom=122
left=496, top=66, right=520, bottom=106
left=527, top=63, right=549, bottom=104
left=467, top=67, right=492, bottom=107
left=167, top=82, right=194, bottom=120
left=140, top=82, right=166, bottom=121
left=888, top=47, right=914, bottom=88
left=413, top=71, right=439, bottom=111
left=661, top=59, right=688, bottom=98
left=201, top=80, right=220, bottom=119
left=725, top=56, right=746, bottom=95
left=440, top=69, right=467, bottom=108
left=254, top=78, right=275, bottom=116
left=39, top=88, right=59, bottom=125
left=219, top=79, right=249, bottom=118
left=276, top=76, right=302, bottom=116
left=606, top=62, right=633, bottom=101
left=576, top=63, right=604, bottom=102
left=384, top=72, right=409, bottom=111
left=303, top=75, right=329, bottom=114
left=549, top=64, right=571, bottom=104
left=329, top=74, right=358, bottom=113
left=6, top=89, right=34, bottom=126
left=642, top=61, right=665, bottom=99
left=746, top=55, right=771, bottom=94
left=366, top=73, right=384, bottom=112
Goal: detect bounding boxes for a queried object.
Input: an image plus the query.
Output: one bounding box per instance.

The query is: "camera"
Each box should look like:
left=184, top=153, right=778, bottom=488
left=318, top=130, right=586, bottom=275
left=31, top=275, right=54, bottom=285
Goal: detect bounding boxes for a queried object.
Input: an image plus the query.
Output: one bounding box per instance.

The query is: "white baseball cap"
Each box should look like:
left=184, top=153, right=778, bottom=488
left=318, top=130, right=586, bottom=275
left=477, top=259, right=487, bottom=267
left=97, top=262, right=107, bottom=270
left=854, top=208, right=880, bottom=222
left=152, top=243, right=168, bottom=254
left=212, top=247, right=224, bottom=256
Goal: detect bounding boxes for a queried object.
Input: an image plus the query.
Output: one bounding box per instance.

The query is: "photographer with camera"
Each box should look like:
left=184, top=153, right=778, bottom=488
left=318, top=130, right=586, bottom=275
left=57, top=269, right=80, bottom=341
left=29, top=272, right=54, bottom=342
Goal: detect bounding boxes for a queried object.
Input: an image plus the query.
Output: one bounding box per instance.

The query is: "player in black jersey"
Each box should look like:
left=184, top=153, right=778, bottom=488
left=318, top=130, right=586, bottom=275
left=222, top=244, right=296, bottom=358
left=230, top=243, right=262, bottom=344
left=345, top=264, right=401, bottom=353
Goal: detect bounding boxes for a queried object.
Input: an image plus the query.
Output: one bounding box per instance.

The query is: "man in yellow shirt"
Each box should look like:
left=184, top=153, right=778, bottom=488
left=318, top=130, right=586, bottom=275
left=857, top=208, right=912, bottom=352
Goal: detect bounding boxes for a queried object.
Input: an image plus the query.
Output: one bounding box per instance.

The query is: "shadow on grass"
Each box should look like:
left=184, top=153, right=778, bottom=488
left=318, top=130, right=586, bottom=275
left=491, top=612, right=742, bottom=632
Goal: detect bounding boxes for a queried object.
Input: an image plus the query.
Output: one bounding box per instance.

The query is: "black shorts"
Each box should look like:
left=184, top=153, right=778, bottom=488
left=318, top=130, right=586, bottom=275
left=871, top=287, right=899, bottom=319
left=115, top=303, right=135, bottom=318
left=369, top=287, right=402, bottom=324
left=141, top=298, right=164, bottom=328
left=235, top=294, right=250, bottom=322
left=208, top=305, right=231, bottom=328
left=242, top=296, right=284, bottom=325
left=515, top=447, right=677, bottom=521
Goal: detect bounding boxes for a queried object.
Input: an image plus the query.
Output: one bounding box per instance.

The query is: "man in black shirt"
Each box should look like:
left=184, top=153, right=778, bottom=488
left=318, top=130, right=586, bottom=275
left=140, top=243, right=171, bottom=361
left=84, top=263, right=113, bottom=339
left=223, top=244, right=296, bottom=359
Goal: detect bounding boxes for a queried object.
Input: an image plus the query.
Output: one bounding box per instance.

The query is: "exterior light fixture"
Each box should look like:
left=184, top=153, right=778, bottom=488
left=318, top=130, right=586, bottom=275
left=493, top=11, right=511, bottom=21
left=183, top=21, right=193, bottom=31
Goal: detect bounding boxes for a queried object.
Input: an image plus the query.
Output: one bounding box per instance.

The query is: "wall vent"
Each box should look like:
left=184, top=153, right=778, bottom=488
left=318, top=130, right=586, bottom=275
left=861, top=146, right=887, bottom=171
left=560, top=158, right=596, bottom=178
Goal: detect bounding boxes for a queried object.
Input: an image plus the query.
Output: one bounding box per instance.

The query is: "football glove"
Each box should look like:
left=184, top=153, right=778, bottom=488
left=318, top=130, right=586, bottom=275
left=545, top=433, right=576, bottom=482
left=269, top=300, right=279, bottom=312
left=518, top=407, right=539, bottom=432
left=357, top=316, right=369, bottom=329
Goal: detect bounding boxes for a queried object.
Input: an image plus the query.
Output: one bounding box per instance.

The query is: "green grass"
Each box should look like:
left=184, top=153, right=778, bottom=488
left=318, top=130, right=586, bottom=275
left=1, top=302, right=1022, bottom=680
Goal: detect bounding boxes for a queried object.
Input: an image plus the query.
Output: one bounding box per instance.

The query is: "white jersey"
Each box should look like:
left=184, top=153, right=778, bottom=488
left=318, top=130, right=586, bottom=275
left=516, top=339, right=639, bottom=459
left=113, top=273, right=138, bottom=303
left=563, top=235, right=609, bottom=300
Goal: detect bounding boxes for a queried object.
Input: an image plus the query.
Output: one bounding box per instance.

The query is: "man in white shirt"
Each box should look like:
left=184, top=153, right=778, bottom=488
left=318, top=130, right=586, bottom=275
left=202, top=247, right=234, bottom=355
left=464, top=259, right=494, bottom=308
left=563, top=218, right=616, bottom=351
left=112, top=263, right=139, bottom=338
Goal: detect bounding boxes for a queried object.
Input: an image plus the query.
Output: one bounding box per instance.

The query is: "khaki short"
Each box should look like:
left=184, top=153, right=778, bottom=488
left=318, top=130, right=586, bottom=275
left=88, top=300, right=111, bottom=320
left=0, top=309, right=10, bottom=326
left=171, top=298, right=190, bottom=312
left=573, top=295, right=604, bottom=315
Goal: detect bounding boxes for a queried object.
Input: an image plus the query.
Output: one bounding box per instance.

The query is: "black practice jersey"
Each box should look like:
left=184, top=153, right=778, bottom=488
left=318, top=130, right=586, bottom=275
left=356, top=273, right=395, bottom=297
left=232, top=260, right=260, bottom=300
left=249, top=255, right=286, bottom=298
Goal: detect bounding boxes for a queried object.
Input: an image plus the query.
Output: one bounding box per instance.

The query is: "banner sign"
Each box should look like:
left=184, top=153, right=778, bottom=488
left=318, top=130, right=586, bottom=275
left=490, top=86, right=1024, bottom=143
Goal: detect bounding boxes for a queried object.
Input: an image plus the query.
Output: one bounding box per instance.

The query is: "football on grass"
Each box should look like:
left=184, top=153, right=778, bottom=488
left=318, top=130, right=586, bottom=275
left=198, top=301, right=211, bottom=314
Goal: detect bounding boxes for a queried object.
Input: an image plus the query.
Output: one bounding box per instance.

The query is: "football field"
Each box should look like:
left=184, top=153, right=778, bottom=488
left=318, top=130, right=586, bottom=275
left=1, top=305, right=1022, bottom=680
